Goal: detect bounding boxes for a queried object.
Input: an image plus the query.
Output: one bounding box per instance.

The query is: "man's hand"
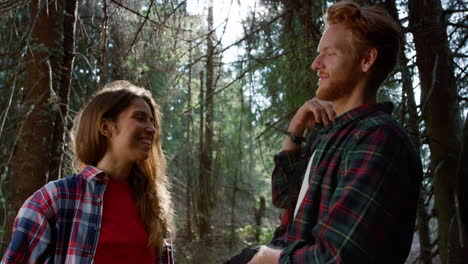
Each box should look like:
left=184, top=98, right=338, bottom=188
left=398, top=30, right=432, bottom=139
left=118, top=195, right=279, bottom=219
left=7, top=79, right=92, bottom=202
left=289, top=98, right=334, bottom=133
left=247, top=246, right=281, bottom=264
left=283, top=98, right=335, bottom=151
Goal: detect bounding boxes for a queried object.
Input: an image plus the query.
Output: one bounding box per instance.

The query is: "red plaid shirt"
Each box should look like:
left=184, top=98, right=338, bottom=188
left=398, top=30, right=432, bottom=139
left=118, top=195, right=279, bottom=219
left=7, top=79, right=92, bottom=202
left=270, top=103, right=422, bottom=263
left=2, top=166, right=173, bottom=264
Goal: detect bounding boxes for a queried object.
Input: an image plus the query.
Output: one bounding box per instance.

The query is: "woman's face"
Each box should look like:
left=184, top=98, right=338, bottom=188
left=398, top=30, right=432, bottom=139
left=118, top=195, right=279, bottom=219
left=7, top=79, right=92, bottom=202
left=104, top=98, right=156, bottom=164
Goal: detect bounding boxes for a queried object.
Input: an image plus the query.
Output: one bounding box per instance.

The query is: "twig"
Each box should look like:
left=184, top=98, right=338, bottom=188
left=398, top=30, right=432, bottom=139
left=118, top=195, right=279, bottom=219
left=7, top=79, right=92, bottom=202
left=123, top=0, right=155, bottom=60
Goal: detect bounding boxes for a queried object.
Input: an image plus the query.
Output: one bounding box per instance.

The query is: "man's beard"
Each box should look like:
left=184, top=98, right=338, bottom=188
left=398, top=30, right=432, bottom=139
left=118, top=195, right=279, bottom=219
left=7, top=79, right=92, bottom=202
left=316, top=74, right=359, bottom=101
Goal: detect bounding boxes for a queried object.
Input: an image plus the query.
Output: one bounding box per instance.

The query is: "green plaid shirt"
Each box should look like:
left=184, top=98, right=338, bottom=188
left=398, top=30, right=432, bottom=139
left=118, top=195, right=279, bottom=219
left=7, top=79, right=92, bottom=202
left=270, top=102, right=422, bottom=263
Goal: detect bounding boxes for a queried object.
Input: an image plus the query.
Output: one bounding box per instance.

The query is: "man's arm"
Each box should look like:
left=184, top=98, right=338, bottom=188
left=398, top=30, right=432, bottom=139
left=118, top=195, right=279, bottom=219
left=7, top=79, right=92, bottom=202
left=272, top=98, right=334, bottom=209
left=279, top=125, right=422, bottom=263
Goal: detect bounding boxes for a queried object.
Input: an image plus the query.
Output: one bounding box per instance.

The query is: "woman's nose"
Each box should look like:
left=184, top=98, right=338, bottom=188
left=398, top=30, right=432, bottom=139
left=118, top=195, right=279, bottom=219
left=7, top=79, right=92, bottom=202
left=146, top=123, right=156, bottom=134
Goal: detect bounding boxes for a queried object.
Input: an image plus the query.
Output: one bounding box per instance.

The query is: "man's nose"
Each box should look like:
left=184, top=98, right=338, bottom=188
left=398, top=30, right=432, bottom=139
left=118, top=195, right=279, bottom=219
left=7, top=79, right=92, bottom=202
left=311, top=54, right=324, bottom=71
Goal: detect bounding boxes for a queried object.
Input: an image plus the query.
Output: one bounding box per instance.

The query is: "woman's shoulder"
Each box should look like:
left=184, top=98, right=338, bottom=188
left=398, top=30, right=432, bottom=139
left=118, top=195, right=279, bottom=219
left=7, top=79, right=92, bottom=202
left=25, top=167, right=103, bottom=216
left=44, top=166, right=104, bottom=189
left=35, top=166, right=103, bottom=202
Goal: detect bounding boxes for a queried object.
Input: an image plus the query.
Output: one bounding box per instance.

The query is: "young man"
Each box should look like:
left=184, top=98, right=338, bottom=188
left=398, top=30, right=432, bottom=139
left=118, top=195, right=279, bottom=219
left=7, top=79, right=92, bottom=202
left=248, top=1, right=422, bottom=263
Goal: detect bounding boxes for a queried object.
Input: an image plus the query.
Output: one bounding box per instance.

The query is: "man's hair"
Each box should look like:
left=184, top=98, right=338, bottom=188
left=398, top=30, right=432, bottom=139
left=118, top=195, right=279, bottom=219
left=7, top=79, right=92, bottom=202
left=324, top=0, right=401, bottom=90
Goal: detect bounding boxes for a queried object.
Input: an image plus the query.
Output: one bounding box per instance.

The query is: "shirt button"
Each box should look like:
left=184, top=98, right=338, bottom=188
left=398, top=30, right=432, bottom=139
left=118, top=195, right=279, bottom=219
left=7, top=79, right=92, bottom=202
left=96, top=198, right=102, bottom=203
left=88, top=255, right=93, bottom=259
left=95, top=226, right=101, bottom=231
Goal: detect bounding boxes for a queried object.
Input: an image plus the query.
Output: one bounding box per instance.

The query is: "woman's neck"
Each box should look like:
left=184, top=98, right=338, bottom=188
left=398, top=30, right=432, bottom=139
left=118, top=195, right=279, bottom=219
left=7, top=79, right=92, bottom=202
left=96, top=153, right=132, bottom=180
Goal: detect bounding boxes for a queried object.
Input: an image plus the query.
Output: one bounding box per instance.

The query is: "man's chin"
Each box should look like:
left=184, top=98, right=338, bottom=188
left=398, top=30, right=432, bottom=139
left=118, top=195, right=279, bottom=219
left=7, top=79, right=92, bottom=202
left=316, top=86, right=335, bottom=101
left=316, top=84, right=353, bottom=102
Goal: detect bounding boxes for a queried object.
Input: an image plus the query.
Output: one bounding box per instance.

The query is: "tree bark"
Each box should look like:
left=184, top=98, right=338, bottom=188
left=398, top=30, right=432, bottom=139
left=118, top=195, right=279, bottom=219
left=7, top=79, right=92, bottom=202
left=48, top=0, right=78, bottom=181
left=456, top=115, right=468, bottom=255
left=384, top=1, right=432, bottom=262
left=408, top=0, right=465, bottom=262
left=254, top=196, right=266, bottom=242
left=198, top=0, right=215, bottom=241
left=185, top=29, right=194, bottom=242
left=7, top=0, right=59, bottom=245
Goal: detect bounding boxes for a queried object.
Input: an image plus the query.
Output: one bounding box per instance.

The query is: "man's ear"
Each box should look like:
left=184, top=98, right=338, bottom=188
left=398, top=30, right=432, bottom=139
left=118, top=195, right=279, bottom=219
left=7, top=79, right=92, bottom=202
left=99, top=119, right=114, bottom=137
left=361, top=48, right=378, bottom=73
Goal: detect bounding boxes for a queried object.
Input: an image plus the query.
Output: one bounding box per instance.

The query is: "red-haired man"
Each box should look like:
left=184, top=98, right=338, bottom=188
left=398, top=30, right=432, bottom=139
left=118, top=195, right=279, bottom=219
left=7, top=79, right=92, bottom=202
left=248, top=1, right=422, bottom=263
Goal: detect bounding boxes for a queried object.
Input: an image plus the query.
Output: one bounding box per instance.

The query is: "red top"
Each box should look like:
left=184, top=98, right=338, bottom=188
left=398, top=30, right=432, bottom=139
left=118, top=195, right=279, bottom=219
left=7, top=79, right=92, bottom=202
left=94, top=175, right=156, bottom=263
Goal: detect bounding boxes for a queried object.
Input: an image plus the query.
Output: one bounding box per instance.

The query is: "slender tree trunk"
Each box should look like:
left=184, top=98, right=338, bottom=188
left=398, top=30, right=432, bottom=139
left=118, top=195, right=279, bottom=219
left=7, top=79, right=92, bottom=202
left=254, top=196, right=266, bottom=242
left=7, top=0, right=59, bottom=246
left=185, top=32, right=194, bottom=242
left=98, top=0, right=109, bottom=85
left=456, top=115, right=468, bottom=254
left=198, top=0, right=215, bottom=240
left=408, top=0, right=465, bottom=262
left=384, top=1, right=433, bottom=262
left=48, top=0, right=78, bottom=181
left=197, top=67, right=208, bottom=238
left=229, top=80, right=245, bottom=248
left=229, top=168, right=238, bottom=249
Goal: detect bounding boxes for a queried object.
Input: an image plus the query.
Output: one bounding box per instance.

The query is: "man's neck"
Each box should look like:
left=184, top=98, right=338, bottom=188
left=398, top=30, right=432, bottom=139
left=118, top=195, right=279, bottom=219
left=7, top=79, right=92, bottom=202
left=332, top=83, right=377, bottom=116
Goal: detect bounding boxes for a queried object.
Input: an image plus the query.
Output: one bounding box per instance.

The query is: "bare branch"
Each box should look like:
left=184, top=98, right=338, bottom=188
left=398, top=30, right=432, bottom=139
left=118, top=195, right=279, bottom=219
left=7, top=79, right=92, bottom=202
left=123, top=0, right=154, bottom=60
left=0, top=0, right=30, bottom=12
left=443, top=8, right=468, bottom=15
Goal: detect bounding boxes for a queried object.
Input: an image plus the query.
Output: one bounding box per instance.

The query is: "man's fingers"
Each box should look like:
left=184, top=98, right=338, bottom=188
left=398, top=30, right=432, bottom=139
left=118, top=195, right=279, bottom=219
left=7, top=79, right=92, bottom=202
left=309, top=100, right=328, bottom=125
left=324, top=103, right=335, bottom=122
left=312, top=98, right=335, bottom=124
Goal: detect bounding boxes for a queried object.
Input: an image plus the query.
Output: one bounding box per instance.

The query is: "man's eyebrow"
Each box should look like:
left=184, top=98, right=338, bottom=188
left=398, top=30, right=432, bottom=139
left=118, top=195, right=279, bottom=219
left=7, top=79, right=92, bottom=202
left=317, top=46, right=330, bottom=52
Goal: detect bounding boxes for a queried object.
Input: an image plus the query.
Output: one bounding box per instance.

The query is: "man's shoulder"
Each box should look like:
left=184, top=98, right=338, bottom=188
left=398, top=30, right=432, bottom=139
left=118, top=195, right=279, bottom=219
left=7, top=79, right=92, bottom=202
left=352, top=110, right=420, bottom=159
left=354, top=109, right=407, bottom=138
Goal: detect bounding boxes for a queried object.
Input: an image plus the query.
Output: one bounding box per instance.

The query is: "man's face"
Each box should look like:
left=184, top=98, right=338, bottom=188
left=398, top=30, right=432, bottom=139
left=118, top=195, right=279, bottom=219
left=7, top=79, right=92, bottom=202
left=311, top=23, right=363, bottom=101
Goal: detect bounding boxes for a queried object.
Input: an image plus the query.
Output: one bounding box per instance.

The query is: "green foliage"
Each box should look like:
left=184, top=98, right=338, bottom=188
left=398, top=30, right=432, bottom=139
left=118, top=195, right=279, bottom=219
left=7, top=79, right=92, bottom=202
left=236, top=224, right=276, bottom=246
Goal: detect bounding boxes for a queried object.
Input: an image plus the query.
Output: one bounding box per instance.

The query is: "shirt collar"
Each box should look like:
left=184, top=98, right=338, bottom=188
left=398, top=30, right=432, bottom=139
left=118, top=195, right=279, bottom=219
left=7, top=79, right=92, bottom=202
left=80, top=165, right=106, bottom=182
left=325, top=102, right=394, bottom=132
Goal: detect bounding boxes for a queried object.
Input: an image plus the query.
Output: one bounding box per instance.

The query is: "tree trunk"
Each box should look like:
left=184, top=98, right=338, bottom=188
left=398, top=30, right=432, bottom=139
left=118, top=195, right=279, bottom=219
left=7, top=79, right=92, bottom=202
left=7, top=0, right=59, bottom=245
left=198, top=0, right=215, bottom=241
left=408, top=0, right=464, bottom=262
left=456, top=115, right=468, bottom=256
left=229, top=167, right=238, bottom=249
left=185, top=30, right=194, bottom=242
left=255, top=196, right=266, bottom=242
left=48, top=0, right=78, bottom=181
left=197, top=69, right=206, bottom=237
left=384, top=1, right=432, bottom=262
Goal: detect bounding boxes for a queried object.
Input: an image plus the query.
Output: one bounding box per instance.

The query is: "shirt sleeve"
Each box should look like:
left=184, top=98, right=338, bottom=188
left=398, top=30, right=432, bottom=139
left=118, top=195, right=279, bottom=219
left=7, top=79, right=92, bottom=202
left=272, top=125, right=324, bottom=209
left=280, top=125, right=422, bottom=263
left=2, top=188, right=54, bottom=263
left=271, top=150, right=306, bottom=209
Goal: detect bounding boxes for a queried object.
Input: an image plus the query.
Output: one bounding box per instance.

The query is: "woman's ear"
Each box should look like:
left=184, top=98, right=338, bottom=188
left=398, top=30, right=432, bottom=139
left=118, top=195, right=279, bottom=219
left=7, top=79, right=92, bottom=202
left=99, top=119, right=114, bottom=137
left=361, top=48, right=378, bottom=73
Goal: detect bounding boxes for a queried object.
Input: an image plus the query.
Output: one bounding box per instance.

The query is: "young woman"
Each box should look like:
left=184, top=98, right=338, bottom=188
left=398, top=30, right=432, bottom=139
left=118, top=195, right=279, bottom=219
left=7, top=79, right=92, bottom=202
left=2, top=80, right=174, bottom=264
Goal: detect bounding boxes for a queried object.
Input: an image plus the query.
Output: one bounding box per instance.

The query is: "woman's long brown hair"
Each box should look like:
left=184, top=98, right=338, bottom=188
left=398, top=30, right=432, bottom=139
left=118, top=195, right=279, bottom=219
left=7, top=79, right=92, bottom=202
left=73, top=80, right=173, bottom=251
